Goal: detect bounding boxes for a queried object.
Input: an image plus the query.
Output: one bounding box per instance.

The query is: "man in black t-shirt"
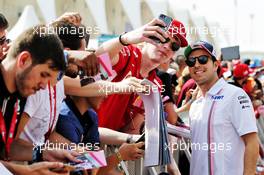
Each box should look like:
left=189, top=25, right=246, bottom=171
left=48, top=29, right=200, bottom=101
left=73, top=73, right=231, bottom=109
left=0, top=25, right=81, bottom=174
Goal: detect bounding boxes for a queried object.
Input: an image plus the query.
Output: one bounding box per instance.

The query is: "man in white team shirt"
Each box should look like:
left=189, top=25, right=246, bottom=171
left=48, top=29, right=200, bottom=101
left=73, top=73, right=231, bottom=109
left=184, top=41, right=259, bottom=175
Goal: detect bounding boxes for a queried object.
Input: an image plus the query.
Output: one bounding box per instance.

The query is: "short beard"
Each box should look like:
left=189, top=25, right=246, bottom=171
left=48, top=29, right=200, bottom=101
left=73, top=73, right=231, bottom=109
left=16, top=65, right=34, bottom=97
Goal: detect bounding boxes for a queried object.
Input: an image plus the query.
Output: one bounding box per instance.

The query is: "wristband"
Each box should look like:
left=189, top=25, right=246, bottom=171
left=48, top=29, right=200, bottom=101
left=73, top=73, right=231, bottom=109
left=119, top=32, right=129, bottom=46
left=56, top=51, right=69, bottom=81
left=32, top=145, right=43, bottom=163
left=63, top=51, right=69, bottom=67
left=126, top=134, right=133, bottom=143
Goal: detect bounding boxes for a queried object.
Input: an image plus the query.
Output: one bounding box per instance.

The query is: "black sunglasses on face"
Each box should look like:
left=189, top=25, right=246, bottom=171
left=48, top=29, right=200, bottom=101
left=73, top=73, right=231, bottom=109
left=161, top=38, right=180, bottom=52
left=185, top=55, right=209, bottom=67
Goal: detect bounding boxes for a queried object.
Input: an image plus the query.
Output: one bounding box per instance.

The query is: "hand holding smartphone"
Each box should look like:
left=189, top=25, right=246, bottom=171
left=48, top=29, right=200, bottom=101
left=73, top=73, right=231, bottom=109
left=149, top=14, right=173, bottom=43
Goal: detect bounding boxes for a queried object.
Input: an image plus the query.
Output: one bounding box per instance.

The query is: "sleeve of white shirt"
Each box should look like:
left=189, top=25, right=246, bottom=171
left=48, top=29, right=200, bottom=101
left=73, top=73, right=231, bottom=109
left=23, top=92, right=42, bottom=118
left=0, top=163, right=13, bottom=175
left=230, top=88, right=258, bottom=136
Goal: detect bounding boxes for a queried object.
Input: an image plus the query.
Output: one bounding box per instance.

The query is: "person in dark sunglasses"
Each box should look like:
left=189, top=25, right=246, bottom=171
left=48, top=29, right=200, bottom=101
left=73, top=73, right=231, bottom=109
left=184, top=41, right=218, bottom=86
left=184, top=41, right=258, bottom=175
left=95, top=17, right=188, bottom=175
left=95, top=17, right=188, bottom=135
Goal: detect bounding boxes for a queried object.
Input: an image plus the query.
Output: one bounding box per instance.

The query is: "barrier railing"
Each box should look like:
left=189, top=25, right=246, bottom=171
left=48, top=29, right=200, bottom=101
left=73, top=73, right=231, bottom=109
left=108, top=123, right=191, bottom=175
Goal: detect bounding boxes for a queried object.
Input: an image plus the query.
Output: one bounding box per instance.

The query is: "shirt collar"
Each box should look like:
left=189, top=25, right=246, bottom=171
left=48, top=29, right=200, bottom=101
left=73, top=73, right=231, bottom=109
left=0, top=69, right=22, bottom=99
left=64, top=97, right=92, bottom=126
left=0, top=70, right=11, bottom=98
left=65, top=97, right=83, bottom=119
left=207, top=78, right=226, bottom=96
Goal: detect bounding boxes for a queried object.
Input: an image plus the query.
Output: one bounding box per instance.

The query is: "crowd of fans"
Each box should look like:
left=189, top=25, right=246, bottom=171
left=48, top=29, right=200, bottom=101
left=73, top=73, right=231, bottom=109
left=0, top=11, right=263, bottom=175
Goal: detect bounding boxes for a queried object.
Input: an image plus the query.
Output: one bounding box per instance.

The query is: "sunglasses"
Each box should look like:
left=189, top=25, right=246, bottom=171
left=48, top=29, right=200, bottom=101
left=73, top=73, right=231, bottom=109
left=185, top=55, right=209, bottom=67
left=160, top=38, right=180, bottom=52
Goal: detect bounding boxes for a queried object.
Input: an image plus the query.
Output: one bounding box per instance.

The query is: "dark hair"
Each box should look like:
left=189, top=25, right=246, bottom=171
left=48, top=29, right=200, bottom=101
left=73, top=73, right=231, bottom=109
left=51, top=21, right=86, bottom=50
left=0, top=13, right=8, bottom=29
left=243, top=59, right=251, bottom=66
left=8, top=25, right=66, bottom=71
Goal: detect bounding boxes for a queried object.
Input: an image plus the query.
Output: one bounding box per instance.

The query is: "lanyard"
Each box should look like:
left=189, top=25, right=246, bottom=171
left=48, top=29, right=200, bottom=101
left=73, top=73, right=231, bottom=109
left=0, top=99, right=18, bottom=158
left=44, top=82, right=56, bottom=142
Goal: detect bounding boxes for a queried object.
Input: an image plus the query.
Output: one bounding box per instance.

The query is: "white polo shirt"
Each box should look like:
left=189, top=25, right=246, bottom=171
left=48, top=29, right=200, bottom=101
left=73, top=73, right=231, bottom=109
left=189, top=78, right=257, bottom=175
left=19, top=79, right=65, bottom=145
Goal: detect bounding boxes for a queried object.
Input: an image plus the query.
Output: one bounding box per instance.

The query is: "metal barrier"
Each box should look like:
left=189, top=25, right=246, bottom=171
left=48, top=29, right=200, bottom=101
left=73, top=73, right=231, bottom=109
left=108, top=124, right=192, bottom=175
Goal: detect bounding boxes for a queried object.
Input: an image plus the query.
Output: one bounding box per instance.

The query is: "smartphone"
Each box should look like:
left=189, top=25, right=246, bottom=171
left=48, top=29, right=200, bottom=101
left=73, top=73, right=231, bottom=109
left=135, top=133, right=145, bottom=150
left=136, top=133, right=145, bottom=143
left=78, top=67, right=96, bottom=87
left=149, top=14, right=173, bottom=43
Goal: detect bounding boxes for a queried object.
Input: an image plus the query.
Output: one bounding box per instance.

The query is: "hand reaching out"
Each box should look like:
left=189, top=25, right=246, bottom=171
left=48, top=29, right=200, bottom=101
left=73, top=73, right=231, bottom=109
left=121, top=18, right=169, bottom=46
left=118, top=142, right=144, bottom=161
left=56, top=12, right=82, bottom=26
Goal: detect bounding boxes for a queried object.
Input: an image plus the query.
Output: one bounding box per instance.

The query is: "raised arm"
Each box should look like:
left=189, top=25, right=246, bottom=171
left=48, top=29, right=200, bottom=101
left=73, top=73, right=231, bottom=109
left=95, top=18, right=169, bottom=66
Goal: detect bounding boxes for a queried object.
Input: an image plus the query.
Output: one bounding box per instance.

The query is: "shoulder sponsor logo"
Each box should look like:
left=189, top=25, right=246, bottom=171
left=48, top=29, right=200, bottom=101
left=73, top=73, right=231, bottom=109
left=238, top=96, right=247, bottom=100
left=238, top=95, right=250, bottom=108
left=239, top=100, right=249, bottom=104
left=242, top=105, right=250, bottom=109
left=211, top=95, right=224, bottom=100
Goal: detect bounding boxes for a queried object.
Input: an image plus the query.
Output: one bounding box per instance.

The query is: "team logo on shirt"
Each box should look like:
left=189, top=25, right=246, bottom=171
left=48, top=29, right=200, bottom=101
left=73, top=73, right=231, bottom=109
left=211, top=95, right=224, bottom=100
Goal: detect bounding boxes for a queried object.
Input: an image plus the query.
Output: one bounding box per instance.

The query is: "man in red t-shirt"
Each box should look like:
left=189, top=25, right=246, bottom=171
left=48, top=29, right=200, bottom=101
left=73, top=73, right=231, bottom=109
left=96, top=17, right=188, bottom=132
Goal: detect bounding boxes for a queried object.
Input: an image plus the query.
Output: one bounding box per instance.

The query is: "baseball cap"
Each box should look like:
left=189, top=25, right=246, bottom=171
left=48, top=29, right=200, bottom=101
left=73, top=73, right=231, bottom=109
left=233, top=63, right=253, bottom=78
left=167, top=19, right=188, bottom=47
left=184, top=41, right=217, bottom=59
